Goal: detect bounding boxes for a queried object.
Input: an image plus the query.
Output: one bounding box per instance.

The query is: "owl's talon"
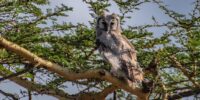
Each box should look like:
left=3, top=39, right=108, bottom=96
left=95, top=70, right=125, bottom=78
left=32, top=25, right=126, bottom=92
left=99, top=70, right=106, bottom=76
left=142, top=79, right=154, bottom=93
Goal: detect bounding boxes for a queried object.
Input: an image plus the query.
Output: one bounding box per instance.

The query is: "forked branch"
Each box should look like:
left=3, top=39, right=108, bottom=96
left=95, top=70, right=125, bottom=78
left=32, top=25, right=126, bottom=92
left=0, top=36, right=148, bottom=100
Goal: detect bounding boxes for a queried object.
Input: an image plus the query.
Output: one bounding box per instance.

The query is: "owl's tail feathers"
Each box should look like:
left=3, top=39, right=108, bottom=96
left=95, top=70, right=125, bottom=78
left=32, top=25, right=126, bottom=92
left=128, top=67, right=144, bottom=83
left=128, top=67, right=154, bottom=93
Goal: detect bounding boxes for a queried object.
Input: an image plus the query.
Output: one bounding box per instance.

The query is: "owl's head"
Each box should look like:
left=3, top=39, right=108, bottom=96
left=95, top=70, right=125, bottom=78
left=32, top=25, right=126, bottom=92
left=96, top=13, right=121, bottom=33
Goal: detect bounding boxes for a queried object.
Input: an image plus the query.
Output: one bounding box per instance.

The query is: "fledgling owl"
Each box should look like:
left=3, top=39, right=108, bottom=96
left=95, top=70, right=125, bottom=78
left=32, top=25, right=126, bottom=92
left=96, top=13, right=144, bottom=83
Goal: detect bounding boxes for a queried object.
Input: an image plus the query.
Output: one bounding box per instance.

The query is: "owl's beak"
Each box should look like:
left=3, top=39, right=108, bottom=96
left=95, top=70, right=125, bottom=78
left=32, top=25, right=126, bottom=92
left=104, top=27, right=108, bottom=32
left=104, top=25, right=110, bottom=32
left=107, top=25, right=111, bottom=32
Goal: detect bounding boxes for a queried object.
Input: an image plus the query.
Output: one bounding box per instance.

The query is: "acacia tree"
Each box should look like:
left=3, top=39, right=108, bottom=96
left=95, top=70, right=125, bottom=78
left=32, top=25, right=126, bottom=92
left=0, top=0, right=200, bottom=100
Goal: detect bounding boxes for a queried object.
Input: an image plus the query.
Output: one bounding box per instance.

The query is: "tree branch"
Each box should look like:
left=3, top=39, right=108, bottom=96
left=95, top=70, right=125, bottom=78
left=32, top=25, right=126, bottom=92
left=0, top=89, right=19, bottom=100
left=0, top=65, right=74, bottom=100
left=168, top=89, right=200, bottom=99
left=169, top=55, right=200, bottom=88
left=76, top=85, right=117, bottom=100
left=97, top=85, right=118, bottom=98
left=0, top=63, right=38, bottom=82
left=0, top=36, right=148, bottom=99
left=0, top=64, right=115, bottom=100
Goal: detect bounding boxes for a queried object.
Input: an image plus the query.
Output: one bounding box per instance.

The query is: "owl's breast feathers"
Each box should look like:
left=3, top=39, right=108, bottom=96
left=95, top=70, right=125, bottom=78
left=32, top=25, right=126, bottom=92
left=96, top=32, right=144, bottom=83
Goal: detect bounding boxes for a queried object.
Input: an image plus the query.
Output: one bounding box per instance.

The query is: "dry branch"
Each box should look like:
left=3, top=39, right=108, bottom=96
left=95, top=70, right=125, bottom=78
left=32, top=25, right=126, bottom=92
left=0, top=66, right=73, bottom=100
left=0, top=36, right=148, bottom=99
left=169, top=55, right=200, bottom=88
left=0, top=89, right=19, bottom=100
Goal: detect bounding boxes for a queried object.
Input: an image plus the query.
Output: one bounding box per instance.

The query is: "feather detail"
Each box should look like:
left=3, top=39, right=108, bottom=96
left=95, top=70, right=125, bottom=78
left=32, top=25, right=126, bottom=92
left=96, top=14, right=144, bottom=83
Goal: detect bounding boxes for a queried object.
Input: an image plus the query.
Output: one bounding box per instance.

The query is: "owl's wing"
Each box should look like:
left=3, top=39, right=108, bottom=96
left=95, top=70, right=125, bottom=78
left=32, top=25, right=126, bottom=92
left=121, top=35, right=136, bottom=50
left=120, top=35, right=144, bottom=83
left=120, top=35, right=137, bottom=61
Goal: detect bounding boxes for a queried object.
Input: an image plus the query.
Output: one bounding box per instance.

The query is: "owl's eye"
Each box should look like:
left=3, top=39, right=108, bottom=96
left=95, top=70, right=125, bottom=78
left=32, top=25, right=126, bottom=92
left=111, top=22, right=115, bottom=25
left=102, top=21, right=106, bottom=25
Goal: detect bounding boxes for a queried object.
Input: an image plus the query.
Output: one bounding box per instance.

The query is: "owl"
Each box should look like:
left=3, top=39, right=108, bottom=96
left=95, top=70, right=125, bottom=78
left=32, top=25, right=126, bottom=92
left=95, top=13, right=144, bottom=83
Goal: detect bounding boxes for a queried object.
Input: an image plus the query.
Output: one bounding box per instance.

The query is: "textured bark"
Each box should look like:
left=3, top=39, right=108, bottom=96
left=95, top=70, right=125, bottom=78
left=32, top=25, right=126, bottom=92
left=0, top=36, right=149, bottom=100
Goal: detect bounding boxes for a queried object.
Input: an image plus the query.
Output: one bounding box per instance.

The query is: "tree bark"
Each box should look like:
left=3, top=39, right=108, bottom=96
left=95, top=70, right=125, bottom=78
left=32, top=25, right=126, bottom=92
left=0, top=36, right=149, bottom=99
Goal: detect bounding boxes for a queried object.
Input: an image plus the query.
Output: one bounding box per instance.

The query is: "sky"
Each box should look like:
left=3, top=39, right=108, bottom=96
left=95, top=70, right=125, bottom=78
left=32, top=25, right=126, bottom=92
left=50, top=0, right=196, bottom=37
left=0, top=0, right=197, bottom=100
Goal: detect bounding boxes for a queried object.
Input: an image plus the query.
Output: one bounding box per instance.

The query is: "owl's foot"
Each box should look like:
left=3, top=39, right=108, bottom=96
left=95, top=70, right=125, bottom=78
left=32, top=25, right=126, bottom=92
left=110, top=69, right=118, bottom=77
left=110, top=70, right=128, bottom=82
left=142, top=79, right=154, bottom=93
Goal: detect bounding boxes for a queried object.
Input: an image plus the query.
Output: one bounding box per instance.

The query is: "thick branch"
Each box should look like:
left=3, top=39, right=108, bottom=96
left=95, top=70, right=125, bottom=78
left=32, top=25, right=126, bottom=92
left=0, top=36, right=148, bottom=99
left=0, top=64, right=115, bottom=100
left=98, top=85, right=118, bottom=97
left=76, top=85, right=117, bottom=100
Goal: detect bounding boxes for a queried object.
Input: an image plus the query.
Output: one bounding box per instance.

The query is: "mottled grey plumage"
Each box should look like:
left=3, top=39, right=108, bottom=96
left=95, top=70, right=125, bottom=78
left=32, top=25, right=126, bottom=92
left=96, top=13, right=144, bottom=83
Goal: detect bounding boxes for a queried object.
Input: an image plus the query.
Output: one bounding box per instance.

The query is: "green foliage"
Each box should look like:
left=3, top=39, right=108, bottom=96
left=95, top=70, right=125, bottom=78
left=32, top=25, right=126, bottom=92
left=0, top=0, right=200, bottom=99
